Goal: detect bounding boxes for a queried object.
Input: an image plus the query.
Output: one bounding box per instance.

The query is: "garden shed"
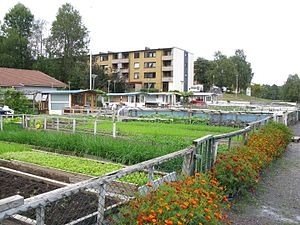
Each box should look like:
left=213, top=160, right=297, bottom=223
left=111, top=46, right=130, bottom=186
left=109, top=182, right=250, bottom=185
left=41, top=90, right=98, bottom=115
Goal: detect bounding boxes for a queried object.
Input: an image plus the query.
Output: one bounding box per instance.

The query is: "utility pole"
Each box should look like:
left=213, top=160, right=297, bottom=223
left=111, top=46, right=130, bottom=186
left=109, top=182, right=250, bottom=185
left=235, top=74, right=238, bottom=98
left=89, top=49, right=92, bottom=90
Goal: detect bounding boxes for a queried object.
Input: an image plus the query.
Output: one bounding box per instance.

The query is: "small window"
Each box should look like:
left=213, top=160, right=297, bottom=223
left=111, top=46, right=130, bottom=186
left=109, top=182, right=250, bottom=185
left=134, top=52, right=140, bottom=58
left=144, top=72, right=156, bottom=79
left=144, top=83, right=156, bottom=89
left=134, top=72, right=139, bottom=79
left=100, top=55, right=108, bottom=61
left=144, top=62, right=156, bottom=68
left=144, top=51, right=156, bottom=58
left=134, top=62, right=139, bottom=68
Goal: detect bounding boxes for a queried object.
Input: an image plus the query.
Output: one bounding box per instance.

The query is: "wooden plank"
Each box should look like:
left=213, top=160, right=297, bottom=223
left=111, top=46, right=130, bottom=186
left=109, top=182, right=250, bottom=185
left=11, top=214, right=36, bottom=225
left=0, top=166, right=69, bottom=187
left=0, top=195, right=24, bottom=212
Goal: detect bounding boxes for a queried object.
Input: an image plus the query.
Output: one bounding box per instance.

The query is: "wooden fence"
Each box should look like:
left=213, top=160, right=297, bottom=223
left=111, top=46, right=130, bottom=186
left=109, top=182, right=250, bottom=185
left=0, top=111, right=298, bottom=224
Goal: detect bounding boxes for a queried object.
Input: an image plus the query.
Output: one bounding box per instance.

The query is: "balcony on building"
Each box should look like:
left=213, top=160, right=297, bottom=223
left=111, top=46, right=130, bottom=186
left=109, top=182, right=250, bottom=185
left=112, top=52, right=130, bottom=63
left=162, top=60, right=173, bottom=71
left=162, top=49, right=173, bottom=60
left=162, top=71, right=173, bottom=82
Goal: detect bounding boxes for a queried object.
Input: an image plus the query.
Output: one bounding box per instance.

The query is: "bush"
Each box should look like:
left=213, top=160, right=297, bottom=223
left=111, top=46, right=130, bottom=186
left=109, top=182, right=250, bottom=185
left=212, top=122, right=291, bottom=195
left=117, top=173, right=229, bottom=224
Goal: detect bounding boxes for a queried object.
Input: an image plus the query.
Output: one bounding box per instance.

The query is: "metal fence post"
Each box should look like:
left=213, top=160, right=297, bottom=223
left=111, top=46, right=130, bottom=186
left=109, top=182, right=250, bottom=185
left=227, top=138, right=232, bottom=150
left=57, top=117, right=59, bottom=131
left=97, top=183, right=106, bottom=224
left=73, top=118, right=76, bottom=133
left=94, top=120, right=97, bottom=135
left=36, top=206, right=45, bottom=225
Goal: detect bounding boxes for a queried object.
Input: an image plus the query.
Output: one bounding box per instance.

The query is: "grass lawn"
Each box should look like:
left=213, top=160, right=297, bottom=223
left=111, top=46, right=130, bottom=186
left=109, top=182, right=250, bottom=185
left=219, top=93, right=274, bottom=103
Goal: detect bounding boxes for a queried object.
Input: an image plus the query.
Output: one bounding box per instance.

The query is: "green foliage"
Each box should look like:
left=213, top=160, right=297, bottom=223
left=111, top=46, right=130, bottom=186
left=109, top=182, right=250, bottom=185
left=44, top=3, right=89, bottom=87
left=251, top=83, right=281, bottom=100
left=0, top=89, right=35, bottom=114
left=0, top=3, right=34, bottom=69
left=281, top=74, right=300, bottom=102
left=140, top=88, right=159, bottom=93
left=194, top=49, right=253, bottom=92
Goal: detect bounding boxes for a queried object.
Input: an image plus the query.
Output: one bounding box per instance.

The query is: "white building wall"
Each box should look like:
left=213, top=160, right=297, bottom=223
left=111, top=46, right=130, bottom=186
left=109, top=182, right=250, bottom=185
left=172, top=48, right=185, bottom=92
left=16, top=86, right=58, bottom=101
left=188, top=52, right=194, bottom=90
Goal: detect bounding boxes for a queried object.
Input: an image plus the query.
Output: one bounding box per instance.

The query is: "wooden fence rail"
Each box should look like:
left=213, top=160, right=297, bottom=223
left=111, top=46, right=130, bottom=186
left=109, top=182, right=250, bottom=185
left=0, top=111, right=298, bottom=224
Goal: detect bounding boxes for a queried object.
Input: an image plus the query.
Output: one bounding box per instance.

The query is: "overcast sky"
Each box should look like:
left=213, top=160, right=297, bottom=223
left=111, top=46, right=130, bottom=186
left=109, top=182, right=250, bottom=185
left=1, top=0, right=299, bottom=85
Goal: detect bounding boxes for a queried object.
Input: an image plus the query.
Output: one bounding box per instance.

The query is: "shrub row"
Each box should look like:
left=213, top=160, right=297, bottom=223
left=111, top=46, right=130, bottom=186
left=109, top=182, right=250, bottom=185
left=211, top=122, right=292, bottom=195
left=116, top=122, right=291, bottom=224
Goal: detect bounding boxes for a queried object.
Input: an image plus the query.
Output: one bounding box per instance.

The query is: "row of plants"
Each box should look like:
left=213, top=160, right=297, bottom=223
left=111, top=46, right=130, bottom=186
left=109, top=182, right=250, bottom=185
left=211, top=122, right=292, bottom=195
left=115, top=122, right=291, bottom=224
left=138, top=114, right=210, bottom=125
left=0, top=142, right=158, bottom=185
left=0, top=124, right=191, bottom=165
left=116, top=173, right=230, bottom=224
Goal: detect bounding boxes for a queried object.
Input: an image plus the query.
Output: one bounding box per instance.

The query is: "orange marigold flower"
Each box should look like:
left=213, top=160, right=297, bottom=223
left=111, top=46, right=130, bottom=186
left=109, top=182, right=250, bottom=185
left=201, top=179, right=206, bottom=184
left=204, top=208, right=211, bottom=213
left=146, top=183, right=153, bottom=187
left=165, top=219, right=173, bottom=225
left=206, top=215, right=211, bottom=221
left=158, top=209, right=163, bottom=214
left=176, top=213, right=181, bottom=218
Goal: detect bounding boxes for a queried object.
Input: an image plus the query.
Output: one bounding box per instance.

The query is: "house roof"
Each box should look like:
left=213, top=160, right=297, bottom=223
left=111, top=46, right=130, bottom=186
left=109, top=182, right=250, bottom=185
left=107, top=92, right=144, bottom=96
left=0, top=67, right=67, bottom=88
left=42, top=90, right=98, bottom=94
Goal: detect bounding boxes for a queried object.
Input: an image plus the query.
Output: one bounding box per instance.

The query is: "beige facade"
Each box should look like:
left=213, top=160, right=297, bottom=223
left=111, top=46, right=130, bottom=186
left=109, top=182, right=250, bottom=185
left=94, top=47, right=194, bottom=92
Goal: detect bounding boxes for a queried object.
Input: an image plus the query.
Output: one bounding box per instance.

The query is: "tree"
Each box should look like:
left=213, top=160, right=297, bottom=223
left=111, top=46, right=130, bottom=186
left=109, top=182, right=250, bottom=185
left=1, top=89, right=35, bottom=114
left=281, top=74, right=300, bottom=102
left=0, top=3, right=34, bottom=68
left=194, top=57, right=212, bottom=91
left=230, top=49, right=253, bottom=91
left=30, top=19, right=47, bottom=58
left=46, top=3, right=89, bottom=86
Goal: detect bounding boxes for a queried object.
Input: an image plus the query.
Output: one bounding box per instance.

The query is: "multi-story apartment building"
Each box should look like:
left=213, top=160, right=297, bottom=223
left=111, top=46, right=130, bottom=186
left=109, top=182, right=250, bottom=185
left=94, top=47, right=194, bottom=92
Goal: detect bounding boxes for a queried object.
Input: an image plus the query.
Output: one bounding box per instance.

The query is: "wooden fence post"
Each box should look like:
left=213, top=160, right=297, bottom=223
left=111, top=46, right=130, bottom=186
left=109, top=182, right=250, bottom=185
left=73, top=118, right=76, bottom=133
left=36, top=206, right=45, bottom=225
left=21, top=114, right=25, bottom=128
left=148, top=166, right=154, bottom=184
left=44, top=117, right=47, bottom=130
left=112, top=122, right=116, bottom=138
left=94, top=120, right=97, bottom=135
left=213, top=141, right=219, bottom=164
left=56, top=117, right=59, bottom=131
left=182, top=149, right=196, bottom=176
left=0, top=116, right=3, bottom=131
left=227, top=138, right=232, bottom=150
left=97, top=184, right=106, bottom=224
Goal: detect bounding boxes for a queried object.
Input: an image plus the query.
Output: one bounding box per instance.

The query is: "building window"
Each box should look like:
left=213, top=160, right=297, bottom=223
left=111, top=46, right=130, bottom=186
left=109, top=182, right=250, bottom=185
left=134, top=62, right=139, bottom=68
left=144, top=83, right=156, bottom=89
left=134, top=52, right=140, bottom=58
left=113, top=53, right=118, bottom=59
left=144, top=62, right=156, bottom=68
left=144, top=51, right=156, bottom=58
left=144, top=72, right=156, bottom=79
left=100, top=55, right=108, bottom=61
left=134, top=72, right=139, bottom=79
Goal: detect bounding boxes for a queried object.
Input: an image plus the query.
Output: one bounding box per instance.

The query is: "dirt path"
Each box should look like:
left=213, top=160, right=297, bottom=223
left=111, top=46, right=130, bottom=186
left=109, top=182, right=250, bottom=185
left=228, top=123, right=300, bottom=225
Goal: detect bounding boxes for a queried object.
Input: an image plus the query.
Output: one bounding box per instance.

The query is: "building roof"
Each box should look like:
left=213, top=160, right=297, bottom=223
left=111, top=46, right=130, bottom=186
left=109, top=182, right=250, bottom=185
left=107, top=92, right=144, bottom=96
left=0, top=67, right=67, bottom=88
left=42, top=90, right=98, bottom=94
left=94, top=47, right=194, bottom=56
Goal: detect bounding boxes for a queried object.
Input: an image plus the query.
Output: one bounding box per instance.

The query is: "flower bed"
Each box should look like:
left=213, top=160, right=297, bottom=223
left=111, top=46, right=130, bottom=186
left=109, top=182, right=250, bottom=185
left=116, top=122, right=291, bottom=224
left=212, top=122, right=292, bottom=195
left=117, top=173, right=229, bottom=225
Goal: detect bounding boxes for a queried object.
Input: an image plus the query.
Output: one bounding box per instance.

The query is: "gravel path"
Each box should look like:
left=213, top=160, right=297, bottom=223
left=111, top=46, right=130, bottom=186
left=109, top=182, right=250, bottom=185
left=228, top=123, right=300, bottom=225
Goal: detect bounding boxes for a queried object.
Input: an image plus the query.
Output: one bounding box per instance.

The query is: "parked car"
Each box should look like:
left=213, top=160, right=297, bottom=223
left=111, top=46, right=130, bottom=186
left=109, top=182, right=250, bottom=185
left=0, top=105, right=14, bottom=115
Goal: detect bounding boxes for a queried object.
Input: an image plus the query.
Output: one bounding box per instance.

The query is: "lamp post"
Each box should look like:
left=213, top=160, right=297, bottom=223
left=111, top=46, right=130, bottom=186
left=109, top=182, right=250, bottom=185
left=113, top=80, right=116, bottom=93
left=235, top=74, right=238, bottom=98
left=107, top=80, right=111, bottom=93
